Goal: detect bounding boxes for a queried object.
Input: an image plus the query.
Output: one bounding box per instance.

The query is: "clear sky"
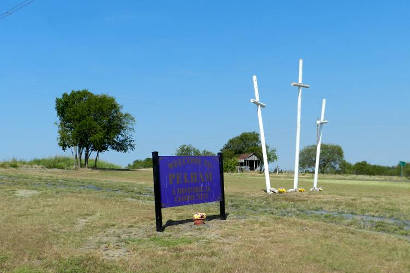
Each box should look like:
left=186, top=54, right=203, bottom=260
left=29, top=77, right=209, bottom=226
left=0, top=0, right=409, bottom=169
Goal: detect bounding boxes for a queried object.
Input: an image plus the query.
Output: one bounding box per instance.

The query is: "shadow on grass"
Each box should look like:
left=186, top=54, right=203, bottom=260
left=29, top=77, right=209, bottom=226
left=90, top=167, right=135, bottom=171
left=162, top=214, right=229, bottom=231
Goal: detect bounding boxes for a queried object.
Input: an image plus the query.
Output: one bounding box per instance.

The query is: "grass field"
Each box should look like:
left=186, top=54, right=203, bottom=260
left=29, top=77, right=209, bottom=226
left=0, top=168, right=409, bottom=273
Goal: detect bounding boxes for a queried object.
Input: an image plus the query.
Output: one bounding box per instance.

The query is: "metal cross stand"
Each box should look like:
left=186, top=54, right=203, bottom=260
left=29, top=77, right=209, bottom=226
left=251, top=75, right=273, bottom=194
left=312, top=98, right=328, bottom=191
left=290, top=59, right=310, bottom=192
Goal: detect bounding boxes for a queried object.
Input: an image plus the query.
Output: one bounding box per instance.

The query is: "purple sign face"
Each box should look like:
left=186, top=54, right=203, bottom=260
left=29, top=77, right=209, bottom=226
left=158, top=156, right=221, bottom=208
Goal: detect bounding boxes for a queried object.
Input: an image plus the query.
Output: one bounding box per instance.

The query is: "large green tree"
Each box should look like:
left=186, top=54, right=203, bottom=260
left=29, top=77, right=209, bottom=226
left=299, top=144, right=344, bottom=173
left=221, top=131, right=277, bottom=171
left=56, top=90, right=135, bottom=168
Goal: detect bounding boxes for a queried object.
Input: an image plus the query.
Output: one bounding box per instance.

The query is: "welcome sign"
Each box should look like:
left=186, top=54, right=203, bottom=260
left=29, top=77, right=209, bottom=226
left=152, top=152, right=226, bottom=232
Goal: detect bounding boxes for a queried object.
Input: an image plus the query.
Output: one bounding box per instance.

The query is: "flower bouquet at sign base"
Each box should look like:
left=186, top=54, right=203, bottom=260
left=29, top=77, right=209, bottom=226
left=278, top=187, right=286, bottom=194
left=298, top=188, right=305, bottom=192
left=193, top=212, right=206, bottom=225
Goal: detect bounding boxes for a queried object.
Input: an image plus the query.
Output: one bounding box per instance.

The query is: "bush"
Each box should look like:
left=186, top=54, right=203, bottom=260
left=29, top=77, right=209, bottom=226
left=127, top=158, right=152, bottom=169
left=223, top=158, right=237, bottom=172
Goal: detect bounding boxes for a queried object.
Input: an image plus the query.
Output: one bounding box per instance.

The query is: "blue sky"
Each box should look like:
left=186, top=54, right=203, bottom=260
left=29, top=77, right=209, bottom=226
left=0, top=0, right=409, bottom=169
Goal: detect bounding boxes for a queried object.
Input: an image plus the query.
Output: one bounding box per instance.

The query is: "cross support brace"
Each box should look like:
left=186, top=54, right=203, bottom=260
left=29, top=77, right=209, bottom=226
left=250, top=99, right=266, bottom=108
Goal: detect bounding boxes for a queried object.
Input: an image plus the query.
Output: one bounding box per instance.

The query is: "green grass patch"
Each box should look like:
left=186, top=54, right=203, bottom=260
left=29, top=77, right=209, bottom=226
left=51, top=256, right=122, bottom=273
left=11, top=267, right=43, bottom=273
left=149, top=236, right=194, bottom=247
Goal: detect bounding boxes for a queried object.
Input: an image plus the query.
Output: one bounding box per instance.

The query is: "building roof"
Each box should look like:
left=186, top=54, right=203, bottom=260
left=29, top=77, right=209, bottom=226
left=237, top=153, right=259, bottom=160
left=238, top=153, right=252, bottom=160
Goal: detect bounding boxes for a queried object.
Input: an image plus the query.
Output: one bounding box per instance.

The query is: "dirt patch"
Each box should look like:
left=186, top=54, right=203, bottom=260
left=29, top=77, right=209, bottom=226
left=80, top=219, right=226, bottom=260
left=14, top=189, right=39, bottom=197
left=81, top=226, right=151, bottom=260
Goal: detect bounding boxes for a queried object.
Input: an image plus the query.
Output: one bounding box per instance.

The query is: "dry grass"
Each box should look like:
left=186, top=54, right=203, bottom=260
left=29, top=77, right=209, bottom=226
left=0, top=168, right=409, bottom=273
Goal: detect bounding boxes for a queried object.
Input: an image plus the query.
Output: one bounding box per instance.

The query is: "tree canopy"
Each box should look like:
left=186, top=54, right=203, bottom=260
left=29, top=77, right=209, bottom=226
left=55, top=90, right=135, bottom=168
left=299, top=144, right=344, bottom=173
left=221, top=131, right=277, bottom=171
left=175, top=144, right=215, bottom=156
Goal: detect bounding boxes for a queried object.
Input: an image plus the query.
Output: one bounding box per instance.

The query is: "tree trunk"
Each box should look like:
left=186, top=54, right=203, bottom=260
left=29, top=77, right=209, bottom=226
left=94, top=151, right=99, bottom=169
left=78, top=148, right=83, bottom=168
left=85, top=148, right=89, bottom=168
left=73, top=146, right=78, bottom=169
left=77, top=147, right=80, bottom=168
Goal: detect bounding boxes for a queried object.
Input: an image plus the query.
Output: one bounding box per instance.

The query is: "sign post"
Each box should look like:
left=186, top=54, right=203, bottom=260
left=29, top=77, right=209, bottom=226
left=218, top=153, right=226, bottom=219
left=290, top=59, right=310, bottom=192
left=250, top=75, right=272, bottom=193
left=399, top=161, right=406, bottom=177
left=152, top=152, right=226, bottom=232
left=312, top=99, right=328, bottom=191
left=152, top=151, right=163, bottom=231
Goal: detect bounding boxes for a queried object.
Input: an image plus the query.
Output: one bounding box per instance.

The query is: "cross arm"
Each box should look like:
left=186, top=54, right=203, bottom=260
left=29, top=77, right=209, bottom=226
left=316, top=120, right=328, bottom=125
left=291, top=82, right=310, bottom=88
left=250, top=99, right=266, bottom=108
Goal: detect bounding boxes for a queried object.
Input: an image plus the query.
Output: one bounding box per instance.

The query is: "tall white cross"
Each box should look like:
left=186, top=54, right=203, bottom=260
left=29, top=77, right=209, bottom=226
left=290, top=59, right=310, bottom=191
left=312, top=98, right=328, bottom=191
left=250, top=75, right=272, bottom=194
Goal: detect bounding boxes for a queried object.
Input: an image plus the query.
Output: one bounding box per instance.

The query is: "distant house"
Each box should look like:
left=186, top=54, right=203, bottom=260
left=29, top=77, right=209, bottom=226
left=237, top=153, right=261, bottom=171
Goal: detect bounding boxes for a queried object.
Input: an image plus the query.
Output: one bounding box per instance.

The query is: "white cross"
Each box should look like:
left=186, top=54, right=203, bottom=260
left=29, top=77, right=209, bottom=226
left=290, top=59, right=310, bottom=192
left=250, top=75, right=272, bottom=194
left=312, top=99, right=328, bottom=191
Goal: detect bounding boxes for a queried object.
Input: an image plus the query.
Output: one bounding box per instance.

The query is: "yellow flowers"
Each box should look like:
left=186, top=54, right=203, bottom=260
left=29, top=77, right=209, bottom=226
left=278, top=187, right=286, bottom=193
left=193, top=212, right=206, bottom=220
left=298, top=188, right=305, bottom=192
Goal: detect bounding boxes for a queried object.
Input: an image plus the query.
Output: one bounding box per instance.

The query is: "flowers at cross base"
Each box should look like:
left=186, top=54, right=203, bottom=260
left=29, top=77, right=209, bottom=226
left=298, top=188, right=305, bottom=192
left=193, top=212, right=206, bottom=220
left=278, top=187, right=286, bottom=193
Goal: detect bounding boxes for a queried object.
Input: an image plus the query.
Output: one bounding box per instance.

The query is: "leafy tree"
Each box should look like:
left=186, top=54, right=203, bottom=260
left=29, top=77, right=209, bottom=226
left=221, top=131, right=277, bottom=171
left=351, top=161, right=369, bottom=175
left=56, top=90, right=135, bottom=168
left=221, top=132, right=260, bottom=155
left=128, top=158, right=153, bottom=169
left=299, top=144, right=344, bottom=173
left=175, top=144, right=215, bottom=156
left=200, top=149, right=216, bottom=156
left=175, top=144, right=201, bottom=156
left=339, top=160, right=353, bottom=174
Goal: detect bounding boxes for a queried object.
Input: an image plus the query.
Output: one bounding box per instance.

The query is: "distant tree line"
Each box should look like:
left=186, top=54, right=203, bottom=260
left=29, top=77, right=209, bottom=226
left=339, top=160, right=409, bottom=176
left=128, top=132, right=277, bottom=172
left=127, top=133, right=408, bottom=177
left=299, top=144, right=409, bottom=177
left=127, top=158, right=152, bottom=169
